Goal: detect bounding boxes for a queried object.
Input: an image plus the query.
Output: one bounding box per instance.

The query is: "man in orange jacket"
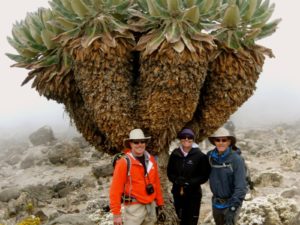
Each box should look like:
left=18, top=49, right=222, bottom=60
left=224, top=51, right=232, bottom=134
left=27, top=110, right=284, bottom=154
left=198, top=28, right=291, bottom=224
left=110, top=128, right=164, bottom=225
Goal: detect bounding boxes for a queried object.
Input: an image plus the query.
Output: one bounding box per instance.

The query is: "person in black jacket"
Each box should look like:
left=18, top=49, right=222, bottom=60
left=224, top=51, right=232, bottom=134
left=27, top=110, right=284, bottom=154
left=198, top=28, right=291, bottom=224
left=207, top=127, right=248, bottom=225
left=167, top=128, right=211, bottom=225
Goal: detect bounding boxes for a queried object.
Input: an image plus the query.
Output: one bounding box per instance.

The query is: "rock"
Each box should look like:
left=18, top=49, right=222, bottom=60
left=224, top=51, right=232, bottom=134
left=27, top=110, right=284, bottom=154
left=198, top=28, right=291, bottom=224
left=51, top=179, right=82, bottom=198
left=19, top=155, right=35, bottom=169
left=254, top=171, right=283, bottom=187
left=91, top=151, right=104, bottom=159
left=280, top=151, right=300, bottom=171
left=280, top=187, right=299, bottom=198
left=92, top=163, right=113, bottom=178
left=57, top=187, right=74, bottom=198
left=81, top=175, right=96, bottom=188
left=22, top=184, right=54, bottom=203
left=224, top=120, right=235, bottom=134
left=29, top=126, right=56, bottom=146
left=66, top=158, right=89, bottom=168
left=239, top=195, right=298, bottom=225
left=46, top=213, right=96, bottom=225
left=7, top=199, right=17, bottom=217
left=290, top=212, right=300, bottom=225
left=35, top=210, right=48, bottom=223
left=0, top=188, right=20, bottom=202
left=48, top=142, right=80, bottom=165
left=71, top=136, right=90, bottom=148
left=5, top=155, right=22, bottom=166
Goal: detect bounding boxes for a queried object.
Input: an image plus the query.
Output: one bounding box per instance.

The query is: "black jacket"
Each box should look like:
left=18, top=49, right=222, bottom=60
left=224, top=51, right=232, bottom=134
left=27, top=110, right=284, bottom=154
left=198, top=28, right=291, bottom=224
left=167, top=146, right=211, bottom=195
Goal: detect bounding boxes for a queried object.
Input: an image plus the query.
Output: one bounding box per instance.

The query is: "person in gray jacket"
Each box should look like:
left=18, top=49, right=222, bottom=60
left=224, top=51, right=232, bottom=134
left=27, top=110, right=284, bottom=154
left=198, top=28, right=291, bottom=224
left=207, top=127, right=247, bottom=225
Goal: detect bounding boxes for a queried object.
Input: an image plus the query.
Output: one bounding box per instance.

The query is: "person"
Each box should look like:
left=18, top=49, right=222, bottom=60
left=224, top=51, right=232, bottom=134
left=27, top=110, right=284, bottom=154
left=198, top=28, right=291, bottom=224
left=109, top=128, right=164, bottom=225
left=167, top=128, right=211, bottom=225
left=207, top=127, right=248, bottom=225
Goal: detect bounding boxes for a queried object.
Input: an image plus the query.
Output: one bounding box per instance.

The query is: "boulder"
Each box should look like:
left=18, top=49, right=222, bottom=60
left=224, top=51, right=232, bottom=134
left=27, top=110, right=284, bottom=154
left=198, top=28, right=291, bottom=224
left=22, top=184, right=54, bottom=202
left=46, top=213, right=96, bottom=225
left=0, top=188, right=20, bottom=202
left=92, top=163, right=113, bottom=178
left=48, top=142, right=80, bottom=165
left=19, top=154, right=35, bottom=169
left=254, top=171, right=283, bottom=187
left=29, top=126, right=56, bottom=146
left=239, top=195, right=299, bottom=225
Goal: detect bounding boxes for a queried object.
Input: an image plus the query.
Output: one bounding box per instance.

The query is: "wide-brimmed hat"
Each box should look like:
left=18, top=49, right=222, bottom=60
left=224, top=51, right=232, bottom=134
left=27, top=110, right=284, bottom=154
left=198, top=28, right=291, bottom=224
left=177, top=128, right=195, bottom=139
left=208, top=127, right=236, bottom=146
left=123, top=129, right=151, bottom=148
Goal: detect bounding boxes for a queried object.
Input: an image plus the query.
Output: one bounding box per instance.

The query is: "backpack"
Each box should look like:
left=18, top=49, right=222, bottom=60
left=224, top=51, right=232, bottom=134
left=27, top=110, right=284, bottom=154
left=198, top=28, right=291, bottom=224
left=111, top=152, right=135, bottom=203
left=111, top=152, right=131, bottom=176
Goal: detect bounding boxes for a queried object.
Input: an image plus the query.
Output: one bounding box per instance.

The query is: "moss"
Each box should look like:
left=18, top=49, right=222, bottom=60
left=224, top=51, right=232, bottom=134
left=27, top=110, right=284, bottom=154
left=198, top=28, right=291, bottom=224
left=17, top=216, right=40, bottom=225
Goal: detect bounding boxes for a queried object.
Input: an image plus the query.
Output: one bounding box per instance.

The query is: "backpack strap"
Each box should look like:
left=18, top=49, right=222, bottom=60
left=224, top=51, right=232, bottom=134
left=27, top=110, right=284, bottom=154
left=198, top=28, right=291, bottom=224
left=124, top=154, right=131, bottom=176
left=209, top=153, right=233, bottom=172
left=112, top=152, right=133, bottom=200
left=112, top=152, right=131, bottom=176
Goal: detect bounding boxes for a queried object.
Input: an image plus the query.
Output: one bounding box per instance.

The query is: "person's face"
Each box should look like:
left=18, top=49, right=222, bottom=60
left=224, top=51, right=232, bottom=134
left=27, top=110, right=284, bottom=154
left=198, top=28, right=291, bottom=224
left=214, top=137, right=231, bottom=153
left=129, top=140, right=146, bottom=156
left=180, top=136, right=193, bottom=150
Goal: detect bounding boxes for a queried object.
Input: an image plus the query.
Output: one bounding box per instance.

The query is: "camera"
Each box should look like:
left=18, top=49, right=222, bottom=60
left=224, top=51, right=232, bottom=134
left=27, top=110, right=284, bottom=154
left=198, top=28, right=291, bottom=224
left=146, top=183, right=154, bottom=195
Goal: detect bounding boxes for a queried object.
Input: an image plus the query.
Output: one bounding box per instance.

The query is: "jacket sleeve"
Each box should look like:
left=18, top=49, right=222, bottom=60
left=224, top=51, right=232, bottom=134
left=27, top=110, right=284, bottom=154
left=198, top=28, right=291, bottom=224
left=189, top=153, right=211, bottom=186
left=228, top=156, right=248, bottom=207
left=167, top=152, right=176, bottom=183
left=109, top=157, right=128, bottom=215
left=191, top=154, right=211, bottom=184
left=154, top=161, right=164, bottom=206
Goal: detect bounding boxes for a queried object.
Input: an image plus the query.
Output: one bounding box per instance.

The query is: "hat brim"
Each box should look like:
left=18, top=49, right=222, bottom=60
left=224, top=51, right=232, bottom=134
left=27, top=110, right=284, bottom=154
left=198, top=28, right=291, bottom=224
left=123, top=137, right=151, bottom=148
left=208, top=136, right=236, bottom=146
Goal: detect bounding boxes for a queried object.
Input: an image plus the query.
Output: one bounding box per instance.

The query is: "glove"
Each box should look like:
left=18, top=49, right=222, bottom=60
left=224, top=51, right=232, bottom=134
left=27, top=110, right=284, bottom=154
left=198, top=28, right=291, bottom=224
left=156, top=206, right=166, bottom=222
left=224, top=207, right=237, bottom=225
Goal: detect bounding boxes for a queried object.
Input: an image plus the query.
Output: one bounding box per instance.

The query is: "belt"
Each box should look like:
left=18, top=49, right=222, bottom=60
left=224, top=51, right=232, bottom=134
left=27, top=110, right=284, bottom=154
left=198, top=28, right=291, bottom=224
left=214, top=197, right=229, bottom=204
left=122, top=195, right=138, bottom=204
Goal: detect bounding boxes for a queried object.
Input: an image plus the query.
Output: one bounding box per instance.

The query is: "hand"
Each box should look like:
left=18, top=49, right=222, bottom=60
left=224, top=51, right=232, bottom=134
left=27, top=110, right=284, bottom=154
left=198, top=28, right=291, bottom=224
left=156, top=206, right=166, bottom=222
left=113, top=215, right=122, bottom=225
left=224, top=207, right=236, bottom=225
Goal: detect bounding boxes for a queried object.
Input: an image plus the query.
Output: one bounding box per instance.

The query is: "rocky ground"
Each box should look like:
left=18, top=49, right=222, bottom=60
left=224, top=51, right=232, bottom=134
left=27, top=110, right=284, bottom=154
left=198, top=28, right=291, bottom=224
left=0, top=122, right=300, bottom=225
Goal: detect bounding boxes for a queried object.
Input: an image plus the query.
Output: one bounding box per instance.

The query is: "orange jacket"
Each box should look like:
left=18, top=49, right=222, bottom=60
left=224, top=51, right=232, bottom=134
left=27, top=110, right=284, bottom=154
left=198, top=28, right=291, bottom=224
left=109, top=149, right=164, bottom=215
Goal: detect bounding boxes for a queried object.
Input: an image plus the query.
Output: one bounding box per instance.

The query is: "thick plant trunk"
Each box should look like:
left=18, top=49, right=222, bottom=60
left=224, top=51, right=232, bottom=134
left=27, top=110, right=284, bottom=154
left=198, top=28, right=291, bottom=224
left=156, top=150, right=179, bottom=225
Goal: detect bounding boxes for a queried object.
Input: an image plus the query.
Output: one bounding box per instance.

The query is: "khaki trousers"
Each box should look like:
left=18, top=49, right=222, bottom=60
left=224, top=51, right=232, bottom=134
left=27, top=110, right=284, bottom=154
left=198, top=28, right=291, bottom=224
left=124, top=202, right=157, bottom=225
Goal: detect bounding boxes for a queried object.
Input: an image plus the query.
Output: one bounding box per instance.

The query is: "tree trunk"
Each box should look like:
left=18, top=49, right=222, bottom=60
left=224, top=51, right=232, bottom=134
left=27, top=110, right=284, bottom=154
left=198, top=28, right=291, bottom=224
left=156, top=150, right=179, bottom=225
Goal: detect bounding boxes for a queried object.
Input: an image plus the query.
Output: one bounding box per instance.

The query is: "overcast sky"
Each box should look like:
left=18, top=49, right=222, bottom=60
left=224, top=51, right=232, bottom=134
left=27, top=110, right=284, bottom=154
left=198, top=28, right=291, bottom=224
left=1, top=0, right=300, bottom=135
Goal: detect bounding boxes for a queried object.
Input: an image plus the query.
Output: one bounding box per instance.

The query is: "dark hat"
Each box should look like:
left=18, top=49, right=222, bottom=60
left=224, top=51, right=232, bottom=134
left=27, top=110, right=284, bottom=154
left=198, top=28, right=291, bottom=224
left=177, top=128, right=195, bottom=139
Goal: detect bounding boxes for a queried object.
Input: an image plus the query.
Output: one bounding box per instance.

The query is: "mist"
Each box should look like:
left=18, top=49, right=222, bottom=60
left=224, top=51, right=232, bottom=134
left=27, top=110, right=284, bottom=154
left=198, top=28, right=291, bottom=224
left=1, top=0, right=300, bottom=137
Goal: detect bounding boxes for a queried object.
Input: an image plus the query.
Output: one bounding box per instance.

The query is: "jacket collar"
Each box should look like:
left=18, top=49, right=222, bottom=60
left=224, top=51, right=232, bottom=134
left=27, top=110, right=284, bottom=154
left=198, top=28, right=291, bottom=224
left=211, top=147, right=232, bottom=162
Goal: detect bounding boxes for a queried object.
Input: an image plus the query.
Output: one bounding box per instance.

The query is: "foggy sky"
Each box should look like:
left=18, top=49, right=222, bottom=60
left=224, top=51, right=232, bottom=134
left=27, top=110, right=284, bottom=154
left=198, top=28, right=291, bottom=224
left=1, top=0, right=300, bottom=135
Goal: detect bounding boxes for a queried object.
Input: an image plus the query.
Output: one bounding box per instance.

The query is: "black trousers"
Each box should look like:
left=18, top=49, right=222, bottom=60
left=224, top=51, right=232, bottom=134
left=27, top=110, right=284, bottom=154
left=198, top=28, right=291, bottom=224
left=173, top=193, right=201, bottom=225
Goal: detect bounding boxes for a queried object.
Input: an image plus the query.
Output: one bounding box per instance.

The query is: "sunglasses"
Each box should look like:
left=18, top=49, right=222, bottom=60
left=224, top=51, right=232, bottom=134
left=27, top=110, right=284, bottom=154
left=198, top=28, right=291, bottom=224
left=214, top=138, right=229, bottom=143
left=180, top=136, right=193, bottom=140
left=132, top=140, right=146, bottom=144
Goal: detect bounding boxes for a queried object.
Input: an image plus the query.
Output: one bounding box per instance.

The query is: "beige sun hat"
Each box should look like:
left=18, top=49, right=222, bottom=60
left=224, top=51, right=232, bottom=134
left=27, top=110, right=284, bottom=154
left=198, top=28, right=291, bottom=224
left=208, top=127, right=236, bottom=146
left=123, top=128, right=151, bottom=148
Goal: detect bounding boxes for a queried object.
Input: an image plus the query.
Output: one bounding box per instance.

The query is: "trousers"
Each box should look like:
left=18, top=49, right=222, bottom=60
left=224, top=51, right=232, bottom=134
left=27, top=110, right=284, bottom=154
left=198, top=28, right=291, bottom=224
left=212, top=207, right=241, bottom=225
left=173, top=193, right=201, bottom=225
left=124, top=202, right=157, bottom=225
